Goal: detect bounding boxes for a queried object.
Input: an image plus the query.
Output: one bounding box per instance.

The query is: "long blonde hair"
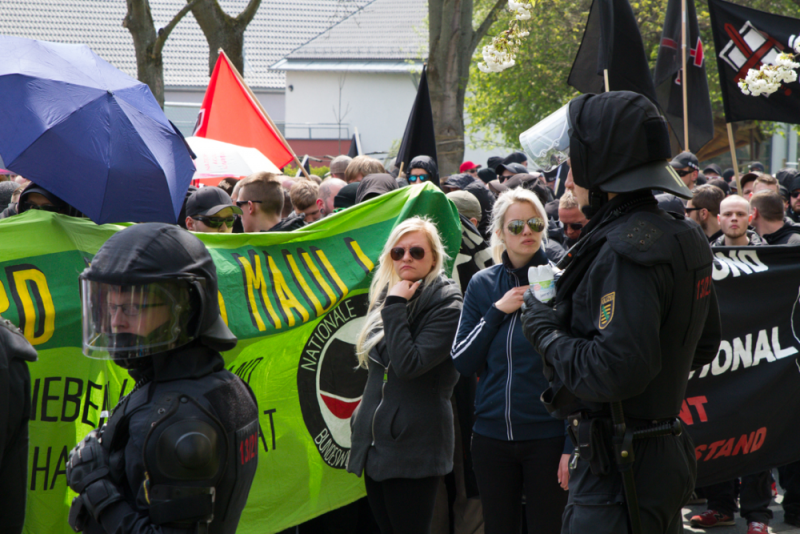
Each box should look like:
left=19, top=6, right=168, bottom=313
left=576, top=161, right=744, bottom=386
left=489, top=188, right=549, bottom=264
left=355, top=217, right=447, bottom=368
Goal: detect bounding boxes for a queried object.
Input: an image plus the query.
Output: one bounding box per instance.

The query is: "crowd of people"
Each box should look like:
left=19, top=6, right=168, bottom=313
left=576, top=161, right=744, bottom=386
left=1, top=112, right=799, bottom=534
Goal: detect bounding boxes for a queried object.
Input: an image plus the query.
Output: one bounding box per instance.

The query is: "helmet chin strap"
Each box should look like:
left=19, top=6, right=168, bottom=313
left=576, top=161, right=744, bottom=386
left=582, top=189, right=609, bottom=219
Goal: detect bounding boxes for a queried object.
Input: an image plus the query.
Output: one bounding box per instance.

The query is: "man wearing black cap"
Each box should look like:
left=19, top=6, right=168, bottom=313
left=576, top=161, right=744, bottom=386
left=702, top=163, right=723, bottom=179
left=17, top=182, right=82, bottom=217
left=185, top=187, right=242, bottom=233
left=496, top=162, right=528, bottom=184
left=520, top=91, right=721, bottom=534
left=669, top=151, right=700, bottom=191
left=788, top=174, right=800, bottom=223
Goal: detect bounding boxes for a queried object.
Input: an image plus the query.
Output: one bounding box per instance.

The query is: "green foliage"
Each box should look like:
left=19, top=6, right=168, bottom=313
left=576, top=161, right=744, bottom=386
left=466, top=0, right=800, bottom=149
left=282, top=165, right=330, bottom=178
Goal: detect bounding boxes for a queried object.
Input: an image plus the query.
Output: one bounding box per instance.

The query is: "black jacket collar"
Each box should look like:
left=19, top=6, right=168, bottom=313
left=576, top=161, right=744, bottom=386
left=501, top=247, right=549, bottom=278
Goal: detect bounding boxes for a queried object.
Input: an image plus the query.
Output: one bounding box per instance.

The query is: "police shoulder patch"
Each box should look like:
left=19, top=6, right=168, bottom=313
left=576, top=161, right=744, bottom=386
left=599, top=292, right=615, bottom=330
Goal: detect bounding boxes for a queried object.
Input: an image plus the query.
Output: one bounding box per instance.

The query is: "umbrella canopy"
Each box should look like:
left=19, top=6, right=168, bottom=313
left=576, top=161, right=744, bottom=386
left=187, top=136, right=281, bottom=178
left=0, top=36, right=195, bottom=224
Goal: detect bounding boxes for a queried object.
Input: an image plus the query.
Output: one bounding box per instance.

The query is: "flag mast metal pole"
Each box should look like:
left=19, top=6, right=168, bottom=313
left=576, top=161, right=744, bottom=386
left=217, top=49, right=311, bottom=180
left=681, top=0, right=690, bottom=150
left=604, top=70, right=610, bottom=92
left=726, top=123, right=743, bottom=196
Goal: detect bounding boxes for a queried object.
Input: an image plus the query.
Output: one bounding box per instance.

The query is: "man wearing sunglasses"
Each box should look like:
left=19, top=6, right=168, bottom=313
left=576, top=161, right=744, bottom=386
left=557, top=191, right=588, bottom=248
left=669, top=151, right=700, bottom=191
left=16, top=183, right=82, bottom=217
left=185, top=186, right=242, bottom=233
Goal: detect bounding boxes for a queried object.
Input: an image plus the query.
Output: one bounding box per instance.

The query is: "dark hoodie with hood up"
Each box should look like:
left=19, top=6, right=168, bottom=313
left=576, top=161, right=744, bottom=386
left=356, top=173, right=399, bottom=203
left=408, top=155, right=440, bottom=188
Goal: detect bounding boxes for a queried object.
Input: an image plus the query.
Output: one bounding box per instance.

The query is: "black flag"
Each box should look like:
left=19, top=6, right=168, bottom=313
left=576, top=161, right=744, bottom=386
left=654, top=0, right=714, bottom=153
left=568, top=0, right=658, bottom=103
left=396, top=65, right=437, bottom=172
left=708, top=0, right=800, bottom=123
left=347, top=133, right=361, bottom=157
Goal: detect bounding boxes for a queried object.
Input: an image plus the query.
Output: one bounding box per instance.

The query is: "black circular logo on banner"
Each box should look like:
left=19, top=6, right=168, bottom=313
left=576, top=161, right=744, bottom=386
left=297, top=293, right=369, bottom=468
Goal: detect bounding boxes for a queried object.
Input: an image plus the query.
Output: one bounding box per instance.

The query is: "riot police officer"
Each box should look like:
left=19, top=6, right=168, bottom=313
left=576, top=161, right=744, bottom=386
left=0, top=315, right=37, bottom=534
left=520, top=91, right=721, bottom=533
left=67, top=223, right=259, bottom=534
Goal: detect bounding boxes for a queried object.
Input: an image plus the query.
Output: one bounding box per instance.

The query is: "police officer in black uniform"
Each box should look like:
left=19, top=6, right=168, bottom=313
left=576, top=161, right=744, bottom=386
left=520, top=91, right=722, bottom=534
left=0, top=315, right=37, bottom=534
left=67, top=223, right=259, bottom=534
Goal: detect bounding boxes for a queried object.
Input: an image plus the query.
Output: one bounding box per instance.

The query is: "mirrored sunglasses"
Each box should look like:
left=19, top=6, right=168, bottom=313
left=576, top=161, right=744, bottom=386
left=408, top=174, right=429, bottom=183
left=193, top=216, right=236, bottom=228
left=507, top=217, right=545, bottom=235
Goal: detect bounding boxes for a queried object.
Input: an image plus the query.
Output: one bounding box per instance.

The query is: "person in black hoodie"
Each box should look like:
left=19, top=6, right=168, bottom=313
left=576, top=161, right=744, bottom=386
left=408, top=155, right=440, bottom=187
left=348, top=217, right=463, bottom=534
left=451, top=187, right=569, bottom=534
left=66, top=224, right=259, bottom=534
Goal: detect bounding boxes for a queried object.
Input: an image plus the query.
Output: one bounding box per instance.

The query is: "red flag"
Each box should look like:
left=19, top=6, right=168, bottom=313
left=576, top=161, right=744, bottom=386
left=194, top=53, right=294, bottom=168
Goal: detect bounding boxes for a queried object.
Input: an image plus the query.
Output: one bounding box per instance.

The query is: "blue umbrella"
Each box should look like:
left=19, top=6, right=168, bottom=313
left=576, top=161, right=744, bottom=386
left=0, top=36, right=195, bottom=224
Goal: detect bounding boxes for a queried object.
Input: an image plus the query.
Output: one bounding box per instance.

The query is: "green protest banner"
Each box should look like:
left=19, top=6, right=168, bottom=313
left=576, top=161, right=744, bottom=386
left=0, top=183, right=461, bottom=534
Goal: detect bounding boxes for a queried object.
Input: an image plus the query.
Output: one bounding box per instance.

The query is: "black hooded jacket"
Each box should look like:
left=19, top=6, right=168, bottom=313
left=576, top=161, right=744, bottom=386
left=445, top=173, right=495, bottom=239
left=356, top=173, right=399, bottom=203
left=762, top=220, right=800, bottom=245
left=409, top=155, right=440, bottom=187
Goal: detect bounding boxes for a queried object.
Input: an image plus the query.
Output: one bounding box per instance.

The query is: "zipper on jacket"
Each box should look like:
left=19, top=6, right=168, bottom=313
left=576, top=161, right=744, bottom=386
left=505, top=272, right=521, bottom=441
left=369, top=354, right=390, bottom=446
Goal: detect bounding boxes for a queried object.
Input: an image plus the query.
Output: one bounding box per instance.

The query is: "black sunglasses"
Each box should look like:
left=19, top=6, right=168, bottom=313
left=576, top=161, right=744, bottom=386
left=22, top=202, right=60, bottom=213
left=408, top=174, right=429, bottom=183
left=499, top=174, right=513, bottom=183
left=507, top=217, right=545, bottom=235
left=675, top=169, right=694, bottom=177
left=390, top=246, right=426, bottom=261
left=565, top=222, right=584, bottom=231
left=235, top=199, right=263, bottom=207
left=193, top=216, right=236, bottom=228
left=792, top=191, right=800, bottom=199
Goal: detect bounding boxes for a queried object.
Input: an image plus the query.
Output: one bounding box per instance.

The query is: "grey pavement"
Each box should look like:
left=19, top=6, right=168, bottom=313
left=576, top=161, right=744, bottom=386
left=683, top=485, right=799, bottom=533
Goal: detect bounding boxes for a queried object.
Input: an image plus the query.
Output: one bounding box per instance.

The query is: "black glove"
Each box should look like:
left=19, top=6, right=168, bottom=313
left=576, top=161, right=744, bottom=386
left=521, top=288, right=568, bottom=362
left=67, top=428, right=123, bottom=529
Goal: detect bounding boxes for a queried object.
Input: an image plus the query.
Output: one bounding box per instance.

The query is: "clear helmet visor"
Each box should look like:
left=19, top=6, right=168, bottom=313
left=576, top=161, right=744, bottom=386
left=519, top=103, right=571, bottom=172
left=80, top=279, right=194, bottom=360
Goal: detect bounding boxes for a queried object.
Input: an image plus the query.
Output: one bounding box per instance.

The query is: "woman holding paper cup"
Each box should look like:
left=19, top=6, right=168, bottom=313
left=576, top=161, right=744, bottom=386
left=451, top=188, right=570, bottom=534
left=347, top=216, right=463, bottom=534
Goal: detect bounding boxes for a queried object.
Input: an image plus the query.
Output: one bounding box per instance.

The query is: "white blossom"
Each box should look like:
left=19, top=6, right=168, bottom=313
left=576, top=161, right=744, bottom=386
left=477, top=1, right=535, bottom=73
left=738, top=52, right=800, bottom=97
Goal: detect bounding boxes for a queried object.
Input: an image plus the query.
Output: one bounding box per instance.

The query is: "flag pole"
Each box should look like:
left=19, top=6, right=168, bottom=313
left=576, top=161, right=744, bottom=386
left=354, top=126, right=363, bottom=155
left=681, top=0, right=690, bottom=150
left=726, top=123, right=743, bottom=196
left=603, top=69, right=610, bottom=92
left=217, top=49, right=311, bottom=180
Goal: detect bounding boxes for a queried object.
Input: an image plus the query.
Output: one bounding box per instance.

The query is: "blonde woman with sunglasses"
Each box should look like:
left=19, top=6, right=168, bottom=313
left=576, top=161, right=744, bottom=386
left=451, top=188, right=570, bottom=534
left=347, top=217, right=463, bottom=534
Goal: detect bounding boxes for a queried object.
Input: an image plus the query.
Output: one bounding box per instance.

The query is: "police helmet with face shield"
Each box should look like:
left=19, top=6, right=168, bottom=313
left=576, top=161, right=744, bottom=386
left=80, top=223, right=236, bottom=365
left=520, top=91, right=692, bottom=201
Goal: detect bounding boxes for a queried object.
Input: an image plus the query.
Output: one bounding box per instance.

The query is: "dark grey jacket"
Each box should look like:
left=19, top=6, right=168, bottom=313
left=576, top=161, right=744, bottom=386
left=347, top=274, right=463, bottom=481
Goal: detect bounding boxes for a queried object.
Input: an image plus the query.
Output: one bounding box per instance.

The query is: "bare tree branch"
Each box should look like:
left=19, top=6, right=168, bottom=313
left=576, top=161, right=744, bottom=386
left=472, top=0, right=507, bottom=51
left=154, top=0, right=199, bottom=55
left=235, top=0, right=262, bottom=26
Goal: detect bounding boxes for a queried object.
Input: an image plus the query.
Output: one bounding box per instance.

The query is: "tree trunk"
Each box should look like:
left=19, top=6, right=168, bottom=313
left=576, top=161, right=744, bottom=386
left=123, top=0, right=197, bottom=108
left=190, top=0, right=262, bottom=76
left=428, top=0, right=506, bottom=175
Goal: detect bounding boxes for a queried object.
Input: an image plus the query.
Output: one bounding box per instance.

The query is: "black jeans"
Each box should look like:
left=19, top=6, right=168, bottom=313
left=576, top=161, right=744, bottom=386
left=705, top=470, right=773, bottom=524
left=471, top=432, right=567, bottom=534
left=364, top=475, right=441, bottom=534
left=779, top=461, right=800, bottom=519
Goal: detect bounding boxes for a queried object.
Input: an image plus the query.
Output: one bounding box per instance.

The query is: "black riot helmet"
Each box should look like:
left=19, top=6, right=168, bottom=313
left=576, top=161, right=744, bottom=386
left=567, top=91, right=692, bottom=200
left=79, top=223, right=236, bottom=365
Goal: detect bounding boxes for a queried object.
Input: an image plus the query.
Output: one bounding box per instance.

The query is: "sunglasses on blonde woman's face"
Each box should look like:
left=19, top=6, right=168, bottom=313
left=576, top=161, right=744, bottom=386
left=390, top=246, right=426, bottom=261
left=507, top=217, right=545, bottom=235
